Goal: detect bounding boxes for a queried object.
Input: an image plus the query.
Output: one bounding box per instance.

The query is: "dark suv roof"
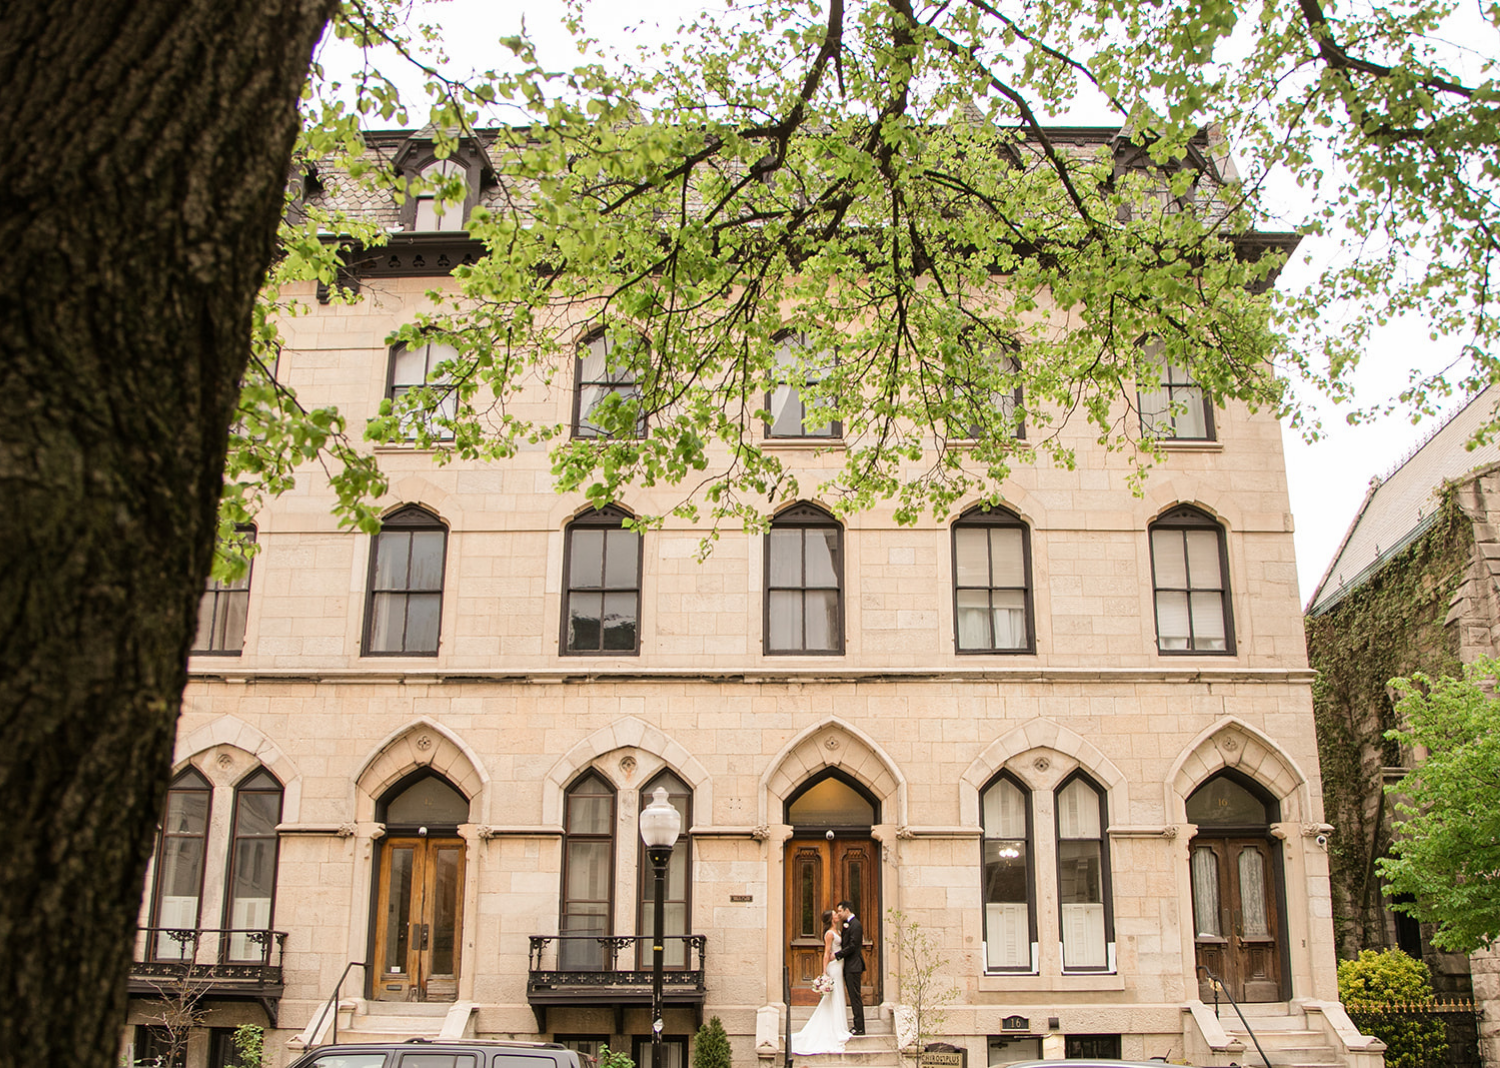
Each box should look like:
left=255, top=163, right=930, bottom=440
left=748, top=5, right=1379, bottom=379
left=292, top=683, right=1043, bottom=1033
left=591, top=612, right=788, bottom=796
left=287, top=1040, right=583, bottom=1068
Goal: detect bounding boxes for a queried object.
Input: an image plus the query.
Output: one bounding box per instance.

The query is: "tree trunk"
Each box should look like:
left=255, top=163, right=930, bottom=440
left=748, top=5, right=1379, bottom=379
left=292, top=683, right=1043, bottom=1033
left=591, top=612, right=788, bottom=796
left=0, top=1, right=335, bottom=1063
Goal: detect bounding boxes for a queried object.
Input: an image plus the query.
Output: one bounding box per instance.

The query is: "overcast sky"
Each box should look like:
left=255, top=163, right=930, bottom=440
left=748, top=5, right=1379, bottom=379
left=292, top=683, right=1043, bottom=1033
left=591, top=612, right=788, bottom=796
left=319, top=1, right=1479, bottom=606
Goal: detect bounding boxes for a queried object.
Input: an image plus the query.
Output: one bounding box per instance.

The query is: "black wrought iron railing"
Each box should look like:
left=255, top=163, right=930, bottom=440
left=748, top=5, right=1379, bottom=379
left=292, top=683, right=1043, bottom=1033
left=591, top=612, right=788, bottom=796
left=527, top=934, right=707, bottom=992
left=132, top=927, right=288, bottom=983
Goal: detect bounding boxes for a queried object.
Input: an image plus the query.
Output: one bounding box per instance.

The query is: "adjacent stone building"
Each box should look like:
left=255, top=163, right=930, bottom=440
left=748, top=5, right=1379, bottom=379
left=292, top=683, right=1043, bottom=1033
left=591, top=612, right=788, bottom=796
left=124, top=128, right=1372, bottom=1068
left=1306, top=387, right=1500, bottom=1068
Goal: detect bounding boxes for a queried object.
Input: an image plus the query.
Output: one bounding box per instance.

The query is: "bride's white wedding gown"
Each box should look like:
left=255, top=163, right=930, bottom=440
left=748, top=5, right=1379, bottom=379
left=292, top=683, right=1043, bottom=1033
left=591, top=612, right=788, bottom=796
left=790, top=932, right=853, bottom=1055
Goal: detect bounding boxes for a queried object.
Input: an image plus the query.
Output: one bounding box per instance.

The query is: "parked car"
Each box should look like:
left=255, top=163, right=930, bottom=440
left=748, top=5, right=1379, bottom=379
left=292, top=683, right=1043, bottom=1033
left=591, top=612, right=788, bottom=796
left=287, top=1039, right=584, bottom=1068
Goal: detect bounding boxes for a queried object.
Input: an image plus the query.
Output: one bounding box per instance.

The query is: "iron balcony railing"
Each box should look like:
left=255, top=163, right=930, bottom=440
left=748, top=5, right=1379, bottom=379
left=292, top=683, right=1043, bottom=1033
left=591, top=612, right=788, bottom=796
left=131, top=927, right=288, bottom=986
left=527, top=934, right=707, bottom=993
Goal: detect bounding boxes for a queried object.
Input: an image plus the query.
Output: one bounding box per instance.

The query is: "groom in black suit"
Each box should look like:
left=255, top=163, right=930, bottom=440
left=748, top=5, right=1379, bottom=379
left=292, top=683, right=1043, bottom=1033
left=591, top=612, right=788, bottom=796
left=833, top=900, right=866, bottom=1034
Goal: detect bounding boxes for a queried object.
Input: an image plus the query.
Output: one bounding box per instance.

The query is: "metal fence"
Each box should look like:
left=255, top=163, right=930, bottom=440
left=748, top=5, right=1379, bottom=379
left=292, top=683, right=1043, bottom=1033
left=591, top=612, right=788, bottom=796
left=1344, top=999, right=1483, bottom=1068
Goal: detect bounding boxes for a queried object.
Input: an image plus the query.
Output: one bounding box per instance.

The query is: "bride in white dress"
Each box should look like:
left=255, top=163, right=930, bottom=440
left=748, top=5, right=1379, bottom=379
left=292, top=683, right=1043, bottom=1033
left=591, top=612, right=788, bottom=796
left=791, top=910, right=853, bottom=1055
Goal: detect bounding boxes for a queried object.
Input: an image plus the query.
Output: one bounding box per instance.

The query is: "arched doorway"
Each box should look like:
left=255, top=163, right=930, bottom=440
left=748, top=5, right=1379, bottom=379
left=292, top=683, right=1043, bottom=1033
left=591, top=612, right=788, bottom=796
left=1187, top=771, right=1286, bottom=1003
left=783, top=770, right=881, bottom=1006
left=370, top=771, right=469, bottom=1001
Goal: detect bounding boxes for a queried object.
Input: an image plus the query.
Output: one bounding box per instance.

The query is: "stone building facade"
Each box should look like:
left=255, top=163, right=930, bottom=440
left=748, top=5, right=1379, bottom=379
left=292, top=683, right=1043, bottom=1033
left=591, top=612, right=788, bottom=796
left=1307, top=389, right=1500, bottom=1068
left=123, top=129, right=1370, bottom=1068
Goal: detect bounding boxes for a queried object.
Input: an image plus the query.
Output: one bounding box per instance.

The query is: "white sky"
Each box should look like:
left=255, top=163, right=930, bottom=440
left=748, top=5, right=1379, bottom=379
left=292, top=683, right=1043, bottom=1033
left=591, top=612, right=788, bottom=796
left=321, top=1, right=1482, bottom=606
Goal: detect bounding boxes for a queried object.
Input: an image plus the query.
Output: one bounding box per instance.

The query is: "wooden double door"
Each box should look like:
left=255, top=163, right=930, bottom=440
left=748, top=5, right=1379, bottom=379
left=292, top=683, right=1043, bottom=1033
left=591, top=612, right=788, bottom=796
left=372, top=837, right=465, bottom=1002
left=1190, top=836, right=1284, bottom=1003
left=784, top=837, right=880, bottom=1006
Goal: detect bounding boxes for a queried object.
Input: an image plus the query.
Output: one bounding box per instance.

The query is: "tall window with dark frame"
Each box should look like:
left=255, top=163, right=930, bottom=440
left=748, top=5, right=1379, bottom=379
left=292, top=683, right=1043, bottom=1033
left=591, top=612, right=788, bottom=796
left=952, top=350, right=1025, bottom=440
left=364, top=505, right=447, bottom=656
left=1056, top=773, right=1113, bottom=970
left=573, top=332, right=645, bottom=438
left=563, top=506, right=642, bottom=655
left=765, top=503, right=843, bottom=654
left=560, top=771, right=615, bottom=970
left=766, top=332, right=839, bottom=438
left=953, top=507, right=1034, bottom=653
left=223, top=769, right=283, bottom=962
left=149, top=768, right=212, bottom=961
left=636, top=769, right=692, bottom=968
left=388, top=341, right=458, bottom=440
left=1149, top=506, right=1233, bottom=654
left=981, top=773, right=1035, bottom=971
left=192, top=527, right=255, bottom=655
left=1137, top=342, right=1214, bottom=441
left=411, top=158, right=468, bottom=232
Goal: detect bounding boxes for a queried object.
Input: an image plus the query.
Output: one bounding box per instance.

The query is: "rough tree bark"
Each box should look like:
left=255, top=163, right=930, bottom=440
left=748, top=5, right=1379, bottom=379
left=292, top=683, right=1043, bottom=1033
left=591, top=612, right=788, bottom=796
left=0, top=1, right=336, bottom=1063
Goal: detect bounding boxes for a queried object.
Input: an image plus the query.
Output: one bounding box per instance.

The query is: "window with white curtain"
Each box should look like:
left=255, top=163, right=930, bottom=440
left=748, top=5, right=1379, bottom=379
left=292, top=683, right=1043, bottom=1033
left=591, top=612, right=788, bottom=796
left=766, top=332, right=838, bottom=438
left=573, top=332, right=646, bottom=438
left=388, top=341, right=459, bottom=440
left=224, top=769, right=283, bottom=961
left=953, top=506, right=1033, bottom=653
left=560, top=771, right=615, bottom=970
left=981, top=774, right=1034, bottom=971
left=765, top=503, right=843, bottom=654
left=1056, top=775, right=1112, bottom=970
left=1149, top=505, right=1233, bottom=654
left=1137, top=340, right=1213, bottom=440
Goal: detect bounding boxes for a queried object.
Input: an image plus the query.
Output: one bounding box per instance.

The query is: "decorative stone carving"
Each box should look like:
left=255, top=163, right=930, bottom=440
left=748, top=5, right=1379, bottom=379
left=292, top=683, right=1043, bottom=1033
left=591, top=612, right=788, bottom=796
left=896, top=826, right=916, bottom=840
left=415, top=734, right=433, bottom=752
left=750, top=825, right=770, bottom=841
left=1220, top=735, right=1240, bottom=752
left=1162, top=825, right=1179, bottom=840
left=216, top=752, right=235, bottom=770
left=1032, top=756, right=1051, bottom=772
left=1301, top=822, right=1334, bottom=837
left=824, top=736, right=841, bottom=751
left=476, top=825, right=501, bottom=840
left=337, top=823, right=357, bottom=838
left=619, top=755, right=637, bottom=774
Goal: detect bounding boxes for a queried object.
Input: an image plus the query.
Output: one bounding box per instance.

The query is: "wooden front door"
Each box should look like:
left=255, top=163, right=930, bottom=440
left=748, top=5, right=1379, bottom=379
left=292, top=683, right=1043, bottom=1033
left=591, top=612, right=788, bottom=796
left=784, top=838, right=880, bottom=1006
left=1190, top=837, right=1283, bottom=1003
left=372, top=837, right=465, bottom=1001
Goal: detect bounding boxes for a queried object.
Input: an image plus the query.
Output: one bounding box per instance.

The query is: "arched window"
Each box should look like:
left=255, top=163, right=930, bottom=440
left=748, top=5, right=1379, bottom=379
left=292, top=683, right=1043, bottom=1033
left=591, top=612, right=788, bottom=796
left=1137, top=340, right=1213, bottom=440
left=412, top=158, right=468, bottom=232
left=224, top=769, right=283, bottom=962
left=192, top=526, right=255, bottom=655
left=149, top=768, right=212, bottom=960
left=363, top=505, right=448, bottom=656
left=765, top=503, right=843, bottom=654
left=562, top=505, right=642, bottom=655
left=1149, top=506, right=1233, bottom=654
left=561, top=771, right=616, bottom=969
left=981, top=773, right=1034, bottom=972
left=573, top=332, right=645, bottom=438
left=766, top=331, right=838, bottom=438
left=387, top=341, right=458, bottom=440
left=636, top=770, right=692, bottom=968
left=952, top=506, right=1034, bottom=653
left=1056, top=773, right=1113, bottom=971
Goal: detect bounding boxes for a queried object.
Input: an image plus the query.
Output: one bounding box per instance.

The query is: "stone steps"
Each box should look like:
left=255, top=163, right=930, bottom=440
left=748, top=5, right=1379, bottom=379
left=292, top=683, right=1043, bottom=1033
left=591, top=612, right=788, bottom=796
left=783, top=1008, right=901, bottom=1068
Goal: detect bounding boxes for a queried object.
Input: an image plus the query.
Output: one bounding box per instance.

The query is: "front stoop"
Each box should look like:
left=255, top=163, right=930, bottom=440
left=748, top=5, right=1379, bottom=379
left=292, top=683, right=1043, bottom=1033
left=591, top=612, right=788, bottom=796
left=1215, top=1006, right=1345, bottom=1068
left=782, top=1008, right=903, bottom=1068
left=334, top=999, right=476, bottom=1043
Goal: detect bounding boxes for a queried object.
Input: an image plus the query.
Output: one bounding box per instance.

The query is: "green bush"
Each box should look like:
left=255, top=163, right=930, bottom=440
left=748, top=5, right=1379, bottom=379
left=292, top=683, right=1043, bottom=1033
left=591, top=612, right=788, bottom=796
left=1338, top=949, right=1448, bottom=1068
left=596, top=1046, right=634, bottom=1068
left=693, top=1016, right=732, bottom=1068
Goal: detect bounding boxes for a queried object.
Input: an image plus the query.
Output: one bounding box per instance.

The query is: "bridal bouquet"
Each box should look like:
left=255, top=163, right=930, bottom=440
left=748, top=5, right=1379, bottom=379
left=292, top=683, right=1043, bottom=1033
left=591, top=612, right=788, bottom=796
left=811, top=974, right=836, bottom=995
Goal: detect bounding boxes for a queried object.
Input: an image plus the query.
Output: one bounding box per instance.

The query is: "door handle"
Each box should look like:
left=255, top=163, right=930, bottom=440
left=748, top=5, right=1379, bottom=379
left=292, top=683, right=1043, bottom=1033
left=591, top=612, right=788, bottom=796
left=413, top=923, right=430, bottom=951
left=421, top=924, right=430, bottom=950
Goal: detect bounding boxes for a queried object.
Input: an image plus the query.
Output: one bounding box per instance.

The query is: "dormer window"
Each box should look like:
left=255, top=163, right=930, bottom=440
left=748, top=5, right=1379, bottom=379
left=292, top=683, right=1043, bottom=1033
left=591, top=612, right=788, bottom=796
left=412, top=159, right=468, bottom=232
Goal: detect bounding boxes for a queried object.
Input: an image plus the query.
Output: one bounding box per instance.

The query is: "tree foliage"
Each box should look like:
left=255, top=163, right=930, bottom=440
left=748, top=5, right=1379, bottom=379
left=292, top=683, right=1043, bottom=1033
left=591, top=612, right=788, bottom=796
left=1379, top=657, right=1500, bottom=953
left=227, top=0, right=1500, bottom=566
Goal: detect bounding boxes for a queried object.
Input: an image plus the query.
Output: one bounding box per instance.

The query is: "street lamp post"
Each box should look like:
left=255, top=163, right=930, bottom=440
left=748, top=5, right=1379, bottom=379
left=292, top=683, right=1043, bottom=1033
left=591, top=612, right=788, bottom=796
left=639, top=785, right=682, bottom=1054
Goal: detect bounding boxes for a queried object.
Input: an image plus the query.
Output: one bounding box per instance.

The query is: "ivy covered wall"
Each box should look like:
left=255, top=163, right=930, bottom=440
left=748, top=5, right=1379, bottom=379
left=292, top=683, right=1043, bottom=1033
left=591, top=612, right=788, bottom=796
left=1304, top=487, right=1472, bottom=985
